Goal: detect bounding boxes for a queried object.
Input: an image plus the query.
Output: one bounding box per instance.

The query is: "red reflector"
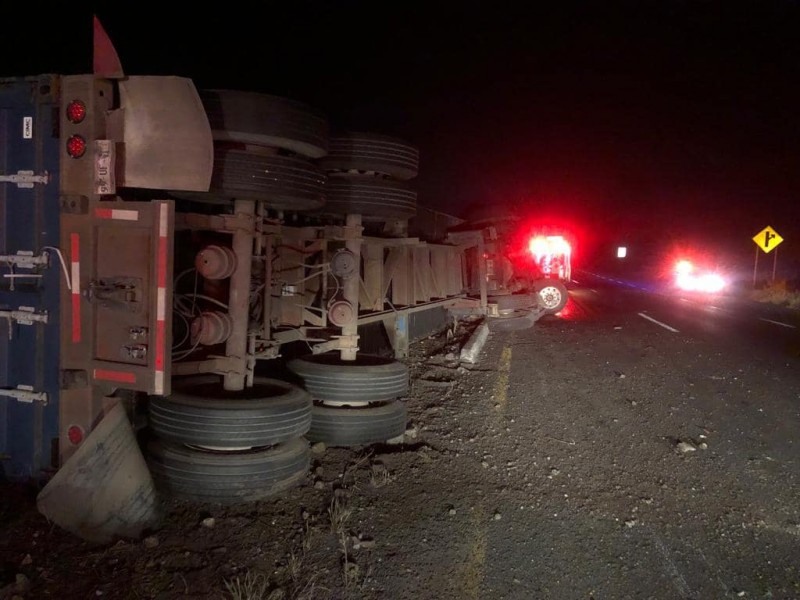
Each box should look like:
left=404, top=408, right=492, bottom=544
left=66, top=100, right=87, bottom=124
left=67, top=425, right=84, bottom=446
left=66, top=135, right=87, bottom=158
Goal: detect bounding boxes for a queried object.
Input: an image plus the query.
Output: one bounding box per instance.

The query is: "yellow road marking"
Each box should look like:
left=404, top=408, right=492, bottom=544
left=460, top=504, right=487, bottom=599
left=493, top=346, right=512, bottom=416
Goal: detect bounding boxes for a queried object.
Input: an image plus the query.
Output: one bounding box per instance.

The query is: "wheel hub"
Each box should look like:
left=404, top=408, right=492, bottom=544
left=539, top=285, right=563, bottom=309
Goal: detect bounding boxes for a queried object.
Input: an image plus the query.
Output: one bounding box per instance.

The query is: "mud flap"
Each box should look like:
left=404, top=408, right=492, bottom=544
left=36, top=400, right=161, bottom=544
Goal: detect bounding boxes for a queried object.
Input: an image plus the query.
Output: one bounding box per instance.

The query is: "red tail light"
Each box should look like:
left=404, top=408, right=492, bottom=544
left=66, top=100, right=87, bottom=124
left=66, top=134, right=87, bottom=158
left=67, top=424, right=84, bottom=446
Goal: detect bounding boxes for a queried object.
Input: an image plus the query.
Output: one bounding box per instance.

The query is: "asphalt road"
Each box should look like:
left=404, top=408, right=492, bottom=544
left=574, top=270, right=800, bottom=363
left=402, top=274, right=800, bottom=599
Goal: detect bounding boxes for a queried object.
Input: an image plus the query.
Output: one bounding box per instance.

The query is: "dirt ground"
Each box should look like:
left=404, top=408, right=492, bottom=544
left=2, top=299, right=800, bottom=599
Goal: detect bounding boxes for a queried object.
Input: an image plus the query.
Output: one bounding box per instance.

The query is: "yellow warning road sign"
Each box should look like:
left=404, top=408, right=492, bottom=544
left=752, top=226, right=783, bottom=254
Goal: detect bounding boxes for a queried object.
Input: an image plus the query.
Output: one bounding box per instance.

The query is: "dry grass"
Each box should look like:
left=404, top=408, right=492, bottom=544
left=369, top=462, right=394, bottom=488
left=328, top=492, right=353, bottom=535
left=747, top=279, right=800, bottom=309
left=224, top=571, right=275, bottom=600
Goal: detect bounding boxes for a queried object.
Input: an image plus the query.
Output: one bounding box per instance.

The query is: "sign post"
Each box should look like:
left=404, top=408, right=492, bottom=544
left=751, top=226, right=784, bottom=286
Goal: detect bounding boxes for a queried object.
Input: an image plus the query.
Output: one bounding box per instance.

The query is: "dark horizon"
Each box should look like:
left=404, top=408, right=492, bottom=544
left=3, top=1, right=799, bottom=270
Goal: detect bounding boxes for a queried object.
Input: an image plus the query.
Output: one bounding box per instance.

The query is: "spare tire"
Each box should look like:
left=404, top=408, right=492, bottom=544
left=320, top=132, right=419, bottom=180
left=200, top=89, right=329, bottom=158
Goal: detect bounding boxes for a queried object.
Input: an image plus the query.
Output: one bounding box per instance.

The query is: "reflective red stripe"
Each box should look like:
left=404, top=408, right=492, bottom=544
left=93, top=369, right=136, bottom=384
left=94, top=207, right=139, bottom=221
left=155, top=318, right=166, bottom=370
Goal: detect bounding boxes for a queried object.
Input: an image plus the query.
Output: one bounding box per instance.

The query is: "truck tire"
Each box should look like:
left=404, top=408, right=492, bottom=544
left=147, top=437, right=309, bottom=505
left=307, top=401, right=407, bottom=446
left=287, top=353, right=409, bottom=403
left=536, top=279, right=569, bottom=314
left=176, top=148, right=326, bottom=211
left=321, top=177, right=416, bottom=221
left=486, top=309, right=538, bottom=332
left=320, top=132, right=419, bottom=180
left=200, top=89, right=329, bottom=158
left=148, top=376, right=312, bottom=448
left=487, top=293, right=536, bottom=311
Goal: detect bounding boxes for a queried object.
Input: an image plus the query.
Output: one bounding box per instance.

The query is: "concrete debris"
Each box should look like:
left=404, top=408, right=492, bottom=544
left=676, top=441, right=697, bottom=453
left=310, top=442, right=327, bottom=454
left=385, top=433, right=405, bottom=445
left=460, top=323, right=489, bottom=364
left=201, top=517, right=215, bottom=529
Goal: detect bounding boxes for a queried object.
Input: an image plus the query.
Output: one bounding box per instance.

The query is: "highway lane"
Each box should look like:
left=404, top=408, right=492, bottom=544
left=570, top=270, right=800, bottom=364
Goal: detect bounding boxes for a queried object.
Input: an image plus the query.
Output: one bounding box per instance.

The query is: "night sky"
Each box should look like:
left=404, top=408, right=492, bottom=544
left=3, top=2, right=800, bottom=274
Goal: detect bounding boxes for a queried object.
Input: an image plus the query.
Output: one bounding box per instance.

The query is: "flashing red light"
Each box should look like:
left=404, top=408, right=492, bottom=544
left=528, top=235, right=572, bottom=280
left=66, top=100, right=87, bottom=124
left=528, top=235, right=571, bottom=258
left=66, top=134, right=87, bottom=158
left=67, top=424, right=84, bottom=446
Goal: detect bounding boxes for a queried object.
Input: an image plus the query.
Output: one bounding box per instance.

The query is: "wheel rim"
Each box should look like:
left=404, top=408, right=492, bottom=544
left=539, top=285, right=563, bottom=310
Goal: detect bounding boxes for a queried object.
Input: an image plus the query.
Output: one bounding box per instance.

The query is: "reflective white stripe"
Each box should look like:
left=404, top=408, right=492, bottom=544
left=159, top=203, right=168, bottom=235
left=71, top=262, right=80, bottom=295
left=109, top=209, right=138, bottom=221
left=156, top=288, right=166, bottom=321
left=153, top=371, right=164, bottom=396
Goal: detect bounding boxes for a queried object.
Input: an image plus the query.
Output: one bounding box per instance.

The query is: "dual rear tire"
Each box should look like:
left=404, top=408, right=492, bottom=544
left=146, top=376, right=312, bottom=505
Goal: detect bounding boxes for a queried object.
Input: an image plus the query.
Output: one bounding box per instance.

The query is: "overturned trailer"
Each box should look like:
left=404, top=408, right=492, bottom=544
left=0, top=21, right=486, bottom=528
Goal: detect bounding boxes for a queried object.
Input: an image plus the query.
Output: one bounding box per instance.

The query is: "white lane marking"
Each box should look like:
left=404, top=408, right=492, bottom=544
left=638, top=312, right=680, bottom=332
left=759, top=318, right=796, bottom=329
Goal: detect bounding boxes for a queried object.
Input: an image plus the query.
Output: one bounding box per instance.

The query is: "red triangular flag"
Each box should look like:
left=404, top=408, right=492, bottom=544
left=93, top=15, right=124, bottom=78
